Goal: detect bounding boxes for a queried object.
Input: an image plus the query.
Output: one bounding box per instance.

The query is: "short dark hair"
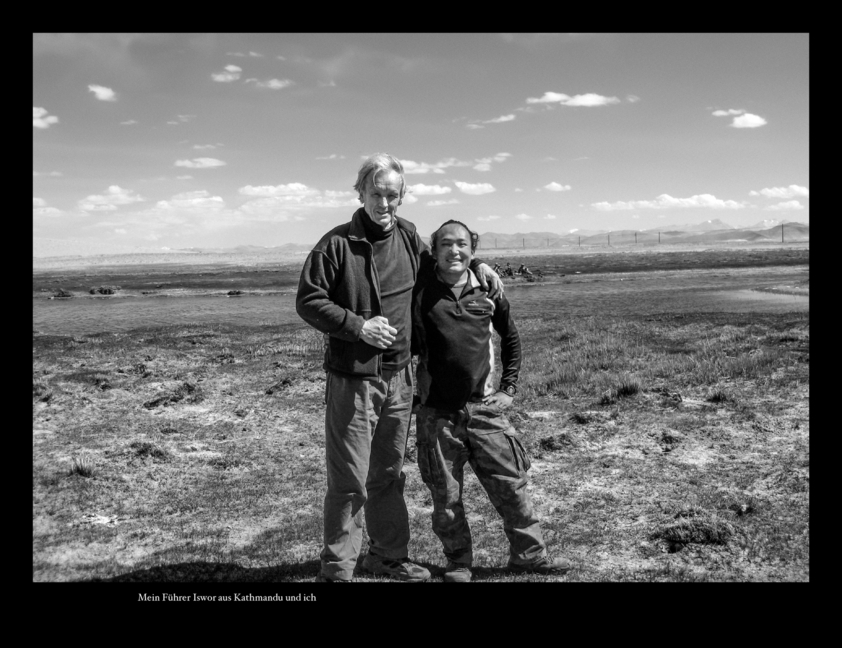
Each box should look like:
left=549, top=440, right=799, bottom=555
left=430, top=219, right=479, bottom=254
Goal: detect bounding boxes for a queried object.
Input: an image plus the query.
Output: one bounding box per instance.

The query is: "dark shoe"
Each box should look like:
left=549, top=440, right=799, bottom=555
left=360, top=554, right=431, bottom=582
left=314, top=573, right=353, bottom=582
left=443, top=562, right=472, bottom=583
left=508, top=556, right=571, bottom=575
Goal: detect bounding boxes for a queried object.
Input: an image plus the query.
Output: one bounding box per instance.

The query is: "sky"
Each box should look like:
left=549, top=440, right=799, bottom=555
left=33, top=33, right=809, bottom=255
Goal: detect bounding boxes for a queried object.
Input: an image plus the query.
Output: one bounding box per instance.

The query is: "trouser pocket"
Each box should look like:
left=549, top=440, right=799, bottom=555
left=503, top=430, right=531, bottom=474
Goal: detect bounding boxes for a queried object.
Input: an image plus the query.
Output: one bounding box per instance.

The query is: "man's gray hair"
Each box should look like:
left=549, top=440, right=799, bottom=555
left=353, top=153, right=407, bottom=198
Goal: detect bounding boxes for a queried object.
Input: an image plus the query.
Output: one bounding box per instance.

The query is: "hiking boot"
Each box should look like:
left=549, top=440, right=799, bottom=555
left=360, top=554, right=431, bottom=582
left=314, top=573, right=352, bottom=582
left=508, top=556, right=571, bottom=575
left=443, top=562, right=472, bottom=583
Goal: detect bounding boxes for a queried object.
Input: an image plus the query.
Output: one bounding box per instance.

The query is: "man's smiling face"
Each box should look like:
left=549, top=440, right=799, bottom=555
left=361, top=169, right=403, bottom=230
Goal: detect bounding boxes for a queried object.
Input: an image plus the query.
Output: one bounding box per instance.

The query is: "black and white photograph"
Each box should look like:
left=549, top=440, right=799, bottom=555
left=33, top=33, right=809, bottom=584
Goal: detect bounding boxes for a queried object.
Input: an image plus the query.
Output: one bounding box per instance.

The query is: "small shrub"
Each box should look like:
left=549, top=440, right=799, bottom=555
left=598, top=389, right=617, bottom=405
left=651, top=514, right=734, bottom=547
left=615, top=375, right=642, bottom=398
left=129, top=441, right=171, bottom=461
left=33, top=380, right=53, bottom=402
left=569, top=412, right=592, bottom=424
left=538, top=433, right=573, bottom=451
left=69, top=456, right=95, bottom=478
left=706, top=388, right=730, bottom=403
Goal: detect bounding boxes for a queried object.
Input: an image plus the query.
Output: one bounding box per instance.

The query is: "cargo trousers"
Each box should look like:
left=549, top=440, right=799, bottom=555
left=320, top=365, right=413, bottom=581
left=415, top=403, right=548, bottom=567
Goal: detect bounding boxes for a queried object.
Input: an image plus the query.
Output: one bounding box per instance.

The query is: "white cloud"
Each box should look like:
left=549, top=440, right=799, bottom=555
left=526, top=91, right=620, bottom=107
left=120, top=119, right=138, bottom=125
left=33, top=170, right=63, bottom=177
left=239, top=183, right=317, bottom=197
left=167, top=114, right=195, bottom=126
left=485, top=114, right=516, bottom=124
left=155, top=190, right=224, bottom=211
left=78, top=185, right=144, bottom=211
left=174, top=158, right=227, bottom=169
left=33, top=206, right=61, bottom=216
left=88, top=84, right=117, bottom=101
left=401, top=194, right=418, bottom=204
left=544, top=214, right=557, bottom=219
left=477, top=215, right=501, bottom=221
left=316, top=154, right=346, bottom=160
left=403, top=153, right=511, bottom=175
left=33, top=107, right=58, bottom=129
left=732, top=113, right=767, bottom=128
left=245, top=78, right=294, bottom=89
left=115, top=228, right=127, bottom=234
left=427, top=199, right=460, bottom=207
left=750, top=185, right=809, bottom=199
left=592, top=193, right=747, bottom=211
left=626, top=95, right=641, bottom=103
left=515, top=213, right=533, bottom=220
left=33, top=197, right=46, bottom=207
left=193, top=144, right=217, bottom=150
left=176, top=175, right=193, bottom=180
left=712, top=109, right=744, bottom=117
left=402, top=160, right=447, bottom=174
left=466, top=123, right=484, bottom=130
left=765, top=200, right=804, bottom=211
left=237, top=184, right=358, bottom=210
left=545, top=182, right=571, bottom=192
left=472, top=152, right=512, bottom=172
left=454, top=181, right=496, bottom=195
left=212, top=65, right=242, bottom=82
left=408, top=183, right=452, bottom=196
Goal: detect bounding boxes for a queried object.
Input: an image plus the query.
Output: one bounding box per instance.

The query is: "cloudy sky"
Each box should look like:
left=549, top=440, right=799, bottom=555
left=33, top=33, right=809, bottom=255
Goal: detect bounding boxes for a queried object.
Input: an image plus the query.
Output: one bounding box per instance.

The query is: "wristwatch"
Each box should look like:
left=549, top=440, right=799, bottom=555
left=499, top=384, right=517, bottom=397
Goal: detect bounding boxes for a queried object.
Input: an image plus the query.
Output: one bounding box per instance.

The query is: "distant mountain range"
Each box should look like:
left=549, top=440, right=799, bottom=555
left=477, top=221, right=808, bottom=249
left=33, top=219, right=809, bottom=259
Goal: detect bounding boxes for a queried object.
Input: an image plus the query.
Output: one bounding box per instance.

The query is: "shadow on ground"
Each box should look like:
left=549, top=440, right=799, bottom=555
left=84, top=558, right=523, bottom=582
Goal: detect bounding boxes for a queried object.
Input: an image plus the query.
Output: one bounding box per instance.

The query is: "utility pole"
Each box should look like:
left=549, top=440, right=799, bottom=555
left=523, top=238, right=525, bottom=249
left=658, top=232, right=661, bottom=244
left=578, top=236, right=581, bottom=247
left=781, top=223, right=785, bottom=243
left=608, top=233, right=611, bottom=247
left=635, top=232, right=637, bottom=244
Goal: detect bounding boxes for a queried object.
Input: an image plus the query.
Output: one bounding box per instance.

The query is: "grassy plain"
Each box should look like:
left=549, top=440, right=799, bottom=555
left=32, top=244, right=809, bottom=582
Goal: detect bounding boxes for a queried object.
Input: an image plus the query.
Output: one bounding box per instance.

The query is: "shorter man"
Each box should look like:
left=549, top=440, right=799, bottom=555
left=412, top=220, right=571, bottom=582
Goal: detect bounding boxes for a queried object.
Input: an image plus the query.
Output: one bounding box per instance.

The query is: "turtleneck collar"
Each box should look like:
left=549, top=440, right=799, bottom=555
left=360, top=209, right=396, bottom=241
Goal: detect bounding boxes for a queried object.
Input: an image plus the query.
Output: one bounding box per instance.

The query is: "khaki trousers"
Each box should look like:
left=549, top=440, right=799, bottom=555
left=320, top=366, right=413, bottom=580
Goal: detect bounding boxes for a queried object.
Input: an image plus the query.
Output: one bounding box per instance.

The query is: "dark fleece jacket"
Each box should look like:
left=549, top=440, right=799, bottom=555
left=296, top=208, right=430, bottom=378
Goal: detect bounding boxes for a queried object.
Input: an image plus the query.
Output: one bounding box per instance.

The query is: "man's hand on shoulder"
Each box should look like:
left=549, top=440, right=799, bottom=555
left=475, top=262, right=504, bottom=299
left=359, top=316, right=397, bottom=349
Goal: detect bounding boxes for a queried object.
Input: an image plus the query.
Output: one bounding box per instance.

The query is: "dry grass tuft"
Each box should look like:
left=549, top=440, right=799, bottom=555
left=68, top=455, right=95, bottom=478
left=129, top=441, right=171, bottom=461
left=651, top=515, right=735, bottom=547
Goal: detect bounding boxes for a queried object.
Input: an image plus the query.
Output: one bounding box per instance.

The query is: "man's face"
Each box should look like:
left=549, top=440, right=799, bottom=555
left=434, top=223, right=473, bottom=275
left=362, top=170, right=403, bottom=229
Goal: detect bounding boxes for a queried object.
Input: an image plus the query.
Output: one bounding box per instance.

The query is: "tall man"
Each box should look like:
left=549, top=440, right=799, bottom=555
left=296, top=153, right=502, bottom=582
